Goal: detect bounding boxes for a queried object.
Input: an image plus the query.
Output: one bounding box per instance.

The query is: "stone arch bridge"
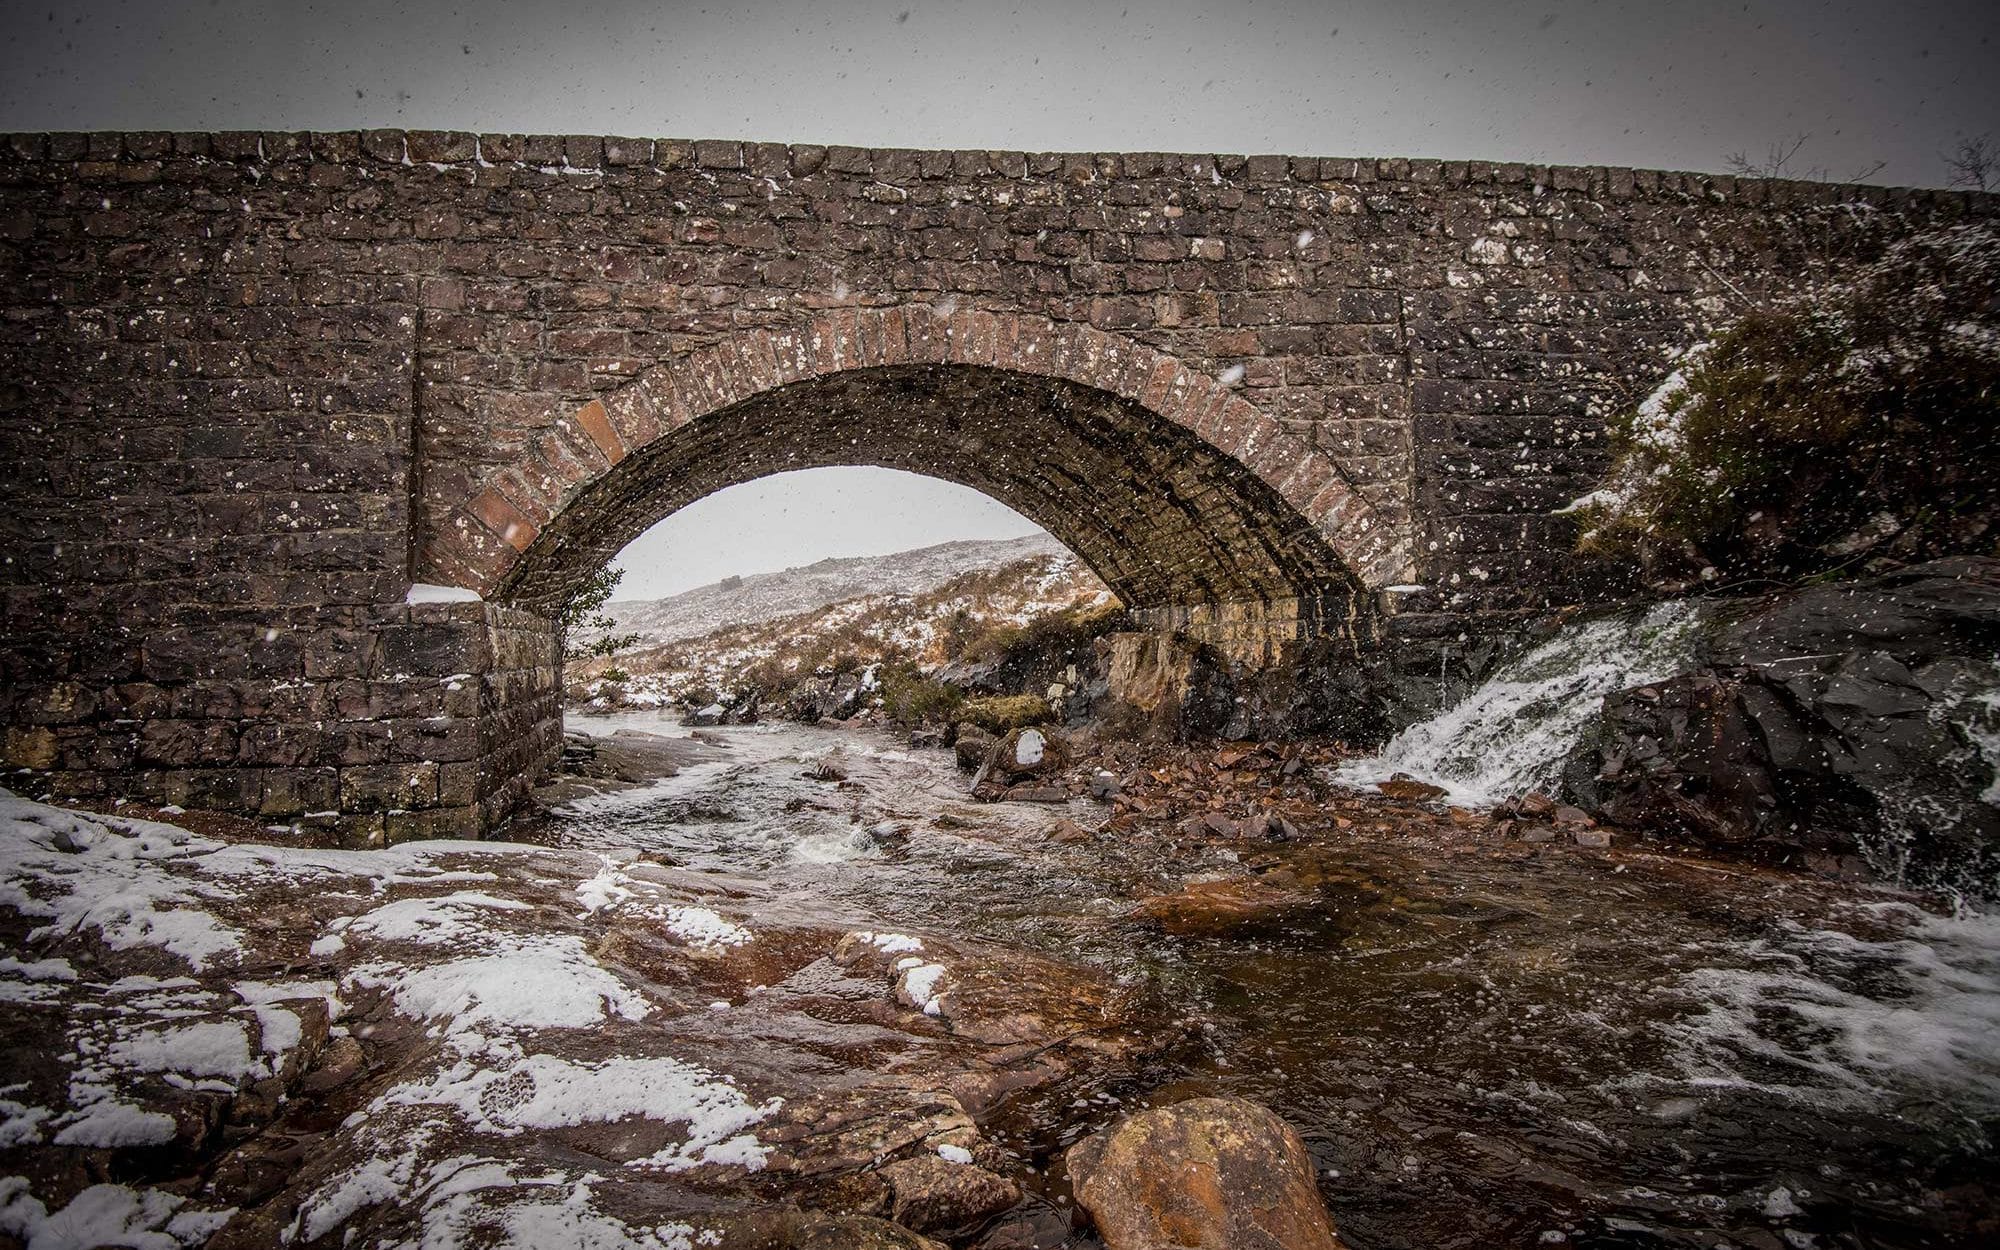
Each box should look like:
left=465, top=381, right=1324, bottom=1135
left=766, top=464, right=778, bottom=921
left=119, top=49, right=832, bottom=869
left=0, top=130, right=1986, bottom=840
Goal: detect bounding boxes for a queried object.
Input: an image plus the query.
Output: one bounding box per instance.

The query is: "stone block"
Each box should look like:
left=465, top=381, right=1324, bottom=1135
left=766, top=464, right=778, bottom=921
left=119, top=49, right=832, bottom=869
left=340, top=761, right=440, bottom=811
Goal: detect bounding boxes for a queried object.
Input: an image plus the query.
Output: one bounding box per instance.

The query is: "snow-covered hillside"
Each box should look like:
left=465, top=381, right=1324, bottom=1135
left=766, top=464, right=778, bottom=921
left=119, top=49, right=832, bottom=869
left=570, top=542, right=1112, bottom=711
left=587, top=535, right=1071, bottom=647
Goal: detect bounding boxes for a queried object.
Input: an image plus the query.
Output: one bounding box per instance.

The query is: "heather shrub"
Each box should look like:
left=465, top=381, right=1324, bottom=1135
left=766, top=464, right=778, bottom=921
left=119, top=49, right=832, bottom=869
left=1568, top=224, right=2000, bottom=584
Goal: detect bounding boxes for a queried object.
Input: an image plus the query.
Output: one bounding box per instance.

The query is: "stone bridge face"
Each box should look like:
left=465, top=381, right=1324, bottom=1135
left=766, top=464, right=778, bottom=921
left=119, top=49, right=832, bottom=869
left=0, top=129, right=1988, bottom=841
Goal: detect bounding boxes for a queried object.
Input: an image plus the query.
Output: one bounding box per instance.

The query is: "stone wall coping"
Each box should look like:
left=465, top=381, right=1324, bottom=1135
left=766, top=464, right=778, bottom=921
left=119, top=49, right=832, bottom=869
left=4, top=129, right=1992, bottom=212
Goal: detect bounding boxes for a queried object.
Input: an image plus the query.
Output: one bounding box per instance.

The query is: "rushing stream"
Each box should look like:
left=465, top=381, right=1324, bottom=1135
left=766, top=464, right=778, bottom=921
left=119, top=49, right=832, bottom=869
left=523, top=713, right=2000, bottom=1249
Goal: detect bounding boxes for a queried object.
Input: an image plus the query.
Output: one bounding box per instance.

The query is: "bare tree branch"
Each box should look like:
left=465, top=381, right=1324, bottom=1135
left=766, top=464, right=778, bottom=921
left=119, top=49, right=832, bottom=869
left=1945, top=136, right=1995, bottom=193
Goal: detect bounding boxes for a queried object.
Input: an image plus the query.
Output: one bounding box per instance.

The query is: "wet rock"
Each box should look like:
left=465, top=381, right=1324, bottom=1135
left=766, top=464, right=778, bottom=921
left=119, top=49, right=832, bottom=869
left=804, top=752, right=849, bottom=782
left=1564, top=558, right=2000, bottom=888
left=1088, top=768, right=1121, bottom=800
left=728, top=1208, right=951, bottom=1249
left=1186, top=811, right=1239, bottom=839
left=1552, top=804, right=1594, bottom=826
left=1518, top=826, right=1559, bottom=844
left=992, top=726, right=1064, bottom=780
left=1516, top=792, right=1557, bottom=818
left=584, top=728, right=719, bottom=783
left=1377, top=772, right=1448, bottom=802
left=955, top=724, right=998, bottom=771
left=538, top=728, right=730, bottom=805
left=971, top=726, right=1068, bottom=800
left=909, top=725, right=948, bottom=750
left=1237, top=810, right=1300, bottom=841
left=1572, top=829, right=1613, bottom=848
left=867, top=821, right=912, bottom=848
left=880, top=1154, right=1023, bottom=1233
left=1133, top=875, right=1314, bottom=937
left=1001, top=784, right=1067, bottom=803
left=1066, top=1096, right=1348, bottom=1250
left=1048, top=818, right=1096, bottom=843
left=976, top=1206, right=1072, bottom=1249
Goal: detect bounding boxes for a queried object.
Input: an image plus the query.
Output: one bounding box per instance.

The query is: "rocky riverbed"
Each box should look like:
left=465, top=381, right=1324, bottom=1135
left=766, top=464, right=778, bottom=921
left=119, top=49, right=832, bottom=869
left=4, top=717, right=1999, bottom=1248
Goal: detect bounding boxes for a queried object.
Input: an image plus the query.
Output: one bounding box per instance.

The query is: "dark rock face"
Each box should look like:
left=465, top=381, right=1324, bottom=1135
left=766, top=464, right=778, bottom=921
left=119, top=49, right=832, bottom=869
left=1066, top=1096, right=1348, bottom=1250
left=1565, top=559, right=2000, bottom=889
left=953, top=725, right=998, bottom=770
left=785, top=673, right=870, bottom=724
left=1092, top=633, right=1238, bottom=741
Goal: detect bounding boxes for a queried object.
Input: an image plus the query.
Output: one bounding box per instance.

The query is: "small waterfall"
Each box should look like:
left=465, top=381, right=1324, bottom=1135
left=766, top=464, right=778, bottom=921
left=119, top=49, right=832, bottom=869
left=1336, top=600, right=1713, bottom=808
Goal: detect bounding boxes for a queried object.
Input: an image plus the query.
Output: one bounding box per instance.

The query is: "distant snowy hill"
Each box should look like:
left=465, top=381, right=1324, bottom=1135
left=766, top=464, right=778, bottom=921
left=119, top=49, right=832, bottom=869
left=591, top=534, right=1071, bottom=645
left=568, top=537, right=1112, bottom=710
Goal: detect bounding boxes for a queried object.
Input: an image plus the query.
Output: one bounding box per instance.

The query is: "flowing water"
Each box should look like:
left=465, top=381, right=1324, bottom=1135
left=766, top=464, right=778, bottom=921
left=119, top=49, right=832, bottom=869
left=1335, top=601, right=1715, bottom=808
left=526, top=713, right=2000, bottom=1249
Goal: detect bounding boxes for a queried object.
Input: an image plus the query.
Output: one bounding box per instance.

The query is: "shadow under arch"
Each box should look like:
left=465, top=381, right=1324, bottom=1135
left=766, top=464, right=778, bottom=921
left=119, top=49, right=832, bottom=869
left=424, top=307, right=1400, bottom=645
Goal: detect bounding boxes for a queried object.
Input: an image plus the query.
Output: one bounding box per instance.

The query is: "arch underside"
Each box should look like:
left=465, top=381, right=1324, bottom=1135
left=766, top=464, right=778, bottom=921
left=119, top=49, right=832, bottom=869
left=497, top=365, right=1363, bottom=629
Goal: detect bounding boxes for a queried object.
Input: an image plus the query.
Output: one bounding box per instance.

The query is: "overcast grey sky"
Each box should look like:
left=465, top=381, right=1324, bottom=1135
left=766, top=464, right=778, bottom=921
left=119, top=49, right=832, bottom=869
left=4, top=0, right=1994, bottom=598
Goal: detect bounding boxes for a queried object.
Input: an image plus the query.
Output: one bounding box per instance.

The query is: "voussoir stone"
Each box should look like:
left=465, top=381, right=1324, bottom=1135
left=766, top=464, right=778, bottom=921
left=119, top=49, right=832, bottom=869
left=1066, top=1096, right=1347, bottom=1250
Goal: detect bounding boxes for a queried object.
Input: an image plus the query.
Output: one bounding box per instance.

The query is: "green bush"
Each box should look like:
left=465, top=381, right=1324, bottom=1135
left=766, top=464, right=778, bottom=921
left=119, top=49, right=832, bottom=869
left=877, top=663, right=965, bottom=726
left=957, top=694, right=1052, bottom=733
left=1568, top=223, right=2000, bottom=584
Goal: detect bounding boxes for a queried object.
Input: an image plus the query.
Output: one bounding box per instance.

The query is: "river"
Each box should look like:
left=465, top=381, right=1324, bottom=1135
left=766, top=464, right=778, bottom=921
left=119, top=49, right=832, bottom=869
left=521, top=713, right=2000, bottom=1249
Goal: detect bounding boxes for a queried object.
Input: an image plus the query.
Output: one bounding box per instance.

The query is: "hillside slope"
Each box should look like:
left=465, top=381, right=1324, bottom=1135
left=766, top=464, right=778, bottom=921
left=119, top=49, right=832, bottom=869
left=586, top=534, right=1070, bottom=647
left=570, top=544, right=1112, bottom=711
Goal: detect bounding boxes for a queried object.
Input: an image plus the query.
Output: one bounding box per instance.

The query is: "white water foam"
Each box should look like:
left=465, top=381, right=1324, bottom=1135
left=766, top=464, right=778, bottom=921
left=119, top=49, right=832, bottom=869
left=1645, top=900, right=2000, bottom=1110
left=1336, top=600, right=1711, bottom=807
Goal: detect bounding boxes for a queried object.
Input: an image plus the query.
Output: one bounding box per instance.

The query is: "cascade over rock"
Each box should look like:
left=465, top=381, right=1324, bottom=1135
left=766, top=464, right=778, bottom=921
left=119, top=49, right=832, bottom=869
left=1564, top=558, right=2000, bottom=889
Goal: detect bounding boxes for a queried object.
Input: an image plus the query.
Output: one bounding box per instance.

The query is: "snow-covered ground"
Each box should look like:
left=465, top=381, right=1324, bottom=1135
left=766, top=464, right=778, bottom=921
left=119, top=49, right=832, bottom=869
left=0, top=791, right=780, bottom=1247
left=0, top=783, right=1145, bottom=1248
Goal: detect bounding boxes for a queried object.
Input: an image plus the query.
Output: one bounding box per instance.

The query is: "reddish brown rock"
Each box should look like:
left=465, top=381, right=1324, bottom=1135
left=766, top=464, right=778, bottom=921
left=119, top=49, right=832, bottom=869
left=1066, top=1096, right=1347, bottom=1250
left=1376, top=773, right=1448, bottom=802
left=1133, top=875, right=1314, bottom=937
left=879, top=1153, right=1023, bottom=1233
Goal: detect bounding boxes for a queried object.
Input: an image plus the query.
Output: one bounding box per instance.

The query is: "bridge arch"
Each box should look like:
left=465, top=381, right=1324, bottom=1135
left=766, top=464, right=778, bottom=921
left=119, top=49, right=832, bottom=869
left=422, top=306, right=1400, bottom=643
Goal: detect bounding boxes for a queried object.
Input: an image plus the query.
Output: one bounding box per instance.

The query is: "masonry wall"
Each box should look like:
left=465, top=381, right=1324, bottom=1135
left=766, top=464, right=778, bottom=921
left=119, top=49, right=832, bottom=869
left=0, top=129, right=1989, bottom=839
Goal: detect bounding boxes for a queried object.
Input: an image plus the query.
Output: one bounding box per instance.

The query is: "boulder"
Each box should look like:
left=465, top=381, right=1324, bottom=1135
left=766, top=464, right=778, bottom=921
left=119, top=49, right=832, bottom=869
left=1563, top=558, right=2000, bottom=889
left=954, top=724, right=997, bottom=771
left=1066, top=1097, right=1347, bottom=1250
left=878, top=1153, right=1022, bottom=1233
left=999, top=726, right=1059, bottom=777
left=1376, top=772, right=1447, bottom=802
left=787, top=671, right=869, bottom=723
